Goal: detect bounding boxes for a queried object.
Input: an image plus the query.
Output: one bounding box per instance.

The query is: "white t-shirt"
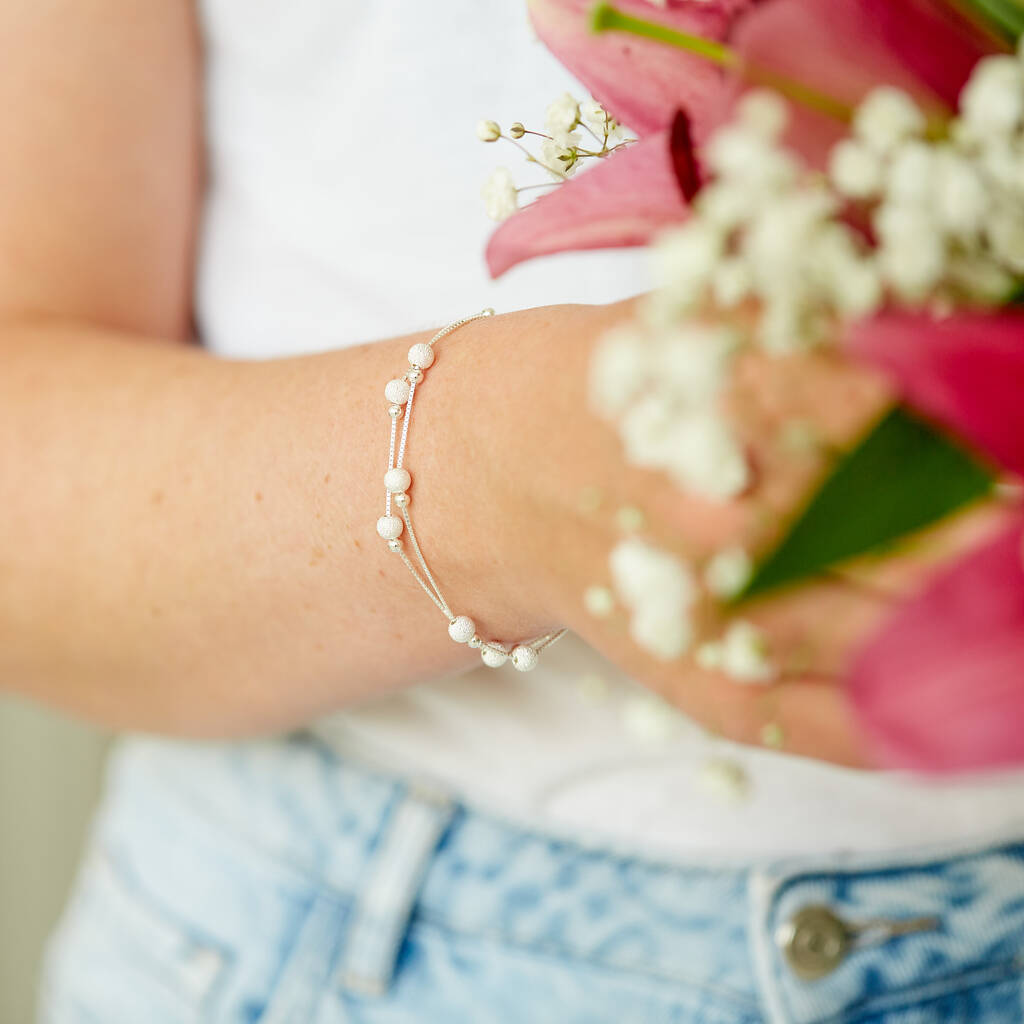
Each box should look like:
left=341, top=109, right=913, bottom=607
left=196, top=0, right=1024, bottom=861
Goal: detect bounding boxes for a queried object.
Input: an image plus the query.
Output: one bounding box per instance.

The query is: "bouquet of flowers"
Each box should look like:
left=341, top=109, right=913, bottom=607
left=478, top=0, right=1024, bottom=774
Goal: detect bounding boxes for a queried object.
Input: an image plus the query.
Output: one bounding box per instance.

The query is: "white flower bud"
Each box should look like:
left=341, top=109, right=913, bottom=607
left=629, top=605, right=693, bottom=661
left=581, top=99, right=610, bottom=128
left=960, top=55, right=1024, bottom=138
left=704, top=547, right=753, bottom=600
left=589, top=324, right=651, bottom=419
left=663, top=410, right=750, bottom=500
left=887, top=141, right=936, bottom=204
left=717, top=620, right=777, bottom=684
left=508, top=122, right=526, bottom=139
left=829, top=139, right=883, bottom=199
left=480, top=167, right=518, bottom=221
left=934, top=151, right=988, bottom=238
left=476, top=119, right=501, bottom=142
left=544, top=91, right=580, bottom=137
left=853, top=87, right=925, bottom=155
left=736, top=89, right=789, bottom=141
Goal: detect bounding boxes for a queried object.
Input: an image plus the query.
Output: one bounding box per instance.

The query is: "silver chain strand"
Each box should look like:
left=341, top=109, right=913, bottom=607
left=375, top=309, right=568, bottom=671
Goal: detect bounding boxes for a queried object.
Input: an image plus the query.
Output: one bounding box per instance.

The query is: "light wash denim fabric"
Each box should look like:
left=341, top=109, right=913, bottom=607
left=40, top=734, right=1024, bottom=1024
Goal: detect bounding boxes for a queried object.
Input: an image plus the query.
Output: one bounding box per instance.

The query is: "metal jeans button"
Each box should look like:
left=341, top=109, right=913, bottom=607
left=777, top=906, right=851, bottom=980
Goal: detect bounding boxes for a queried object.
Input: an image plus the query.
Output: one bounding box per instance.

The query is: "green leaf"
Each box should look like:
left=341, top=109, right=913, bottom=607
left=958, top=0, right=1024, bottom=43
left=737, top=406, right=997, bottom=601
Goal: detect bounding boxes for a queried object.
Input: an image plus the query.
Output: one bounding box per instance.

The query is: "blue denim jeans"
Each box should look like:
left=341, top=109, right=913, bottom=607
left=40, top=734, right=1024, bottom=1023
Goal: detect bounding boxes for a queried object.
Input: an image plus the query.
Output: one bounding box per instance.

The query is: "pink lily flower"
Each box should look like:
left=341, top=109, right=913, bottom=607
left=848, top=515, right=1024, bottom=774
left=488, top=0, right=757, bottom=276
left=488, top=0, right=995, bottom=276
left=844, top=312, right=1024, bottom=773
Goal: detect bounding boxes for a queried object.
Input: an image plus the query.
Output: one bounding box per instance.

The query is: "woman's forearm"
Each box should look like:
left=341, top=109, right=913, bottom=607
left=0, top=308, right=596, bottom=735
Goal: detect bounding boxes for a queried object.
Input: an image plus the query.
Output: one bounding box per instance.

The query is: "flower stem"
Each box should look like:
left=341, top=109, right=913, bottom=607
left=589, top=2, right=855, bottom=123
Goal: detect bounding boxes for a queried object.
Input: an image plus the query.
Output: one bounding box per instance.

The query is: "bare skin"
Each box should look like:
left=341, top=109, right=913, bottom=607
left=0, top=0, right=1002, bottom=762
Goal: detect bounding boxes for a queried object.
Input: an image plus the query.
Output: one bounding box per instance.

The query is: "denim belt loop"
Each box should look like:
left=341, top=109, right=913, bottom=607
left=335, top=780, right=456, bottom=997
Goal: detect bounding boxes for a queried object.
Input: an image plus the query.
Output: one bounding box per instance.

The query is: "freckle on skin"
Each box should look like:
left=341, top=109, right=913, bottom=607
left=353, top=540, right=361, bottom=551
left=150, top=490, right=164, bottom=505
left=324, top=474, right=331, bottom=484
left=254, top=492, right=263, bottom=502
left=309, top=546, right=325, bottom=566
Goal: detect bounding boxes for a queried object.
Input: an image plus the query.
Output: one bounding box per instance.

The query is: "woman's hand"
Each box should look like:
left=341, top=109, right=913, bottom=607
left=465, top=301, right=1008, bottom=768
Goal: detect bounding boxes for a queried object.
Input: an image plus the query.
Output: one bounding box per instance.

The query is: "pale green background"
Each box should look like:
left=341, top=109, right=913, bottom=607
left=0, top=698, right=108, bottom=1024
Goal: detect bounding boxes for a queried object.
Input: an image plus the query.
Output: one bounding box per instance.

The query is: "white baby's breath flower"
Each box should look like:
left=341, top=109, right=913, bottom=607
left=610, top=538, right=698, bottom=661
left=652, top=222, right=725, bottom=305
left=581, top=99, right=610, bottom=128
left=718, top=620, right=777, bottom=684
left=960, top=55, right=1024, bottom=139
left=886, top=140, right=936, bottom=204
left=744, top=189, right=837, bottom=297
left=619, top=393, right=679, bottom=470
left=589, top=324, right=652, bottom=419
left=629, top=605, right=694, bottom=660
left=736, top=89, right=789, bottom=141
left=875, top=202, right=946, bottom=301
left=540, top=134, right=581, bottom=177
left=758, top=292, right=817, bottom=353
left=609, top=538, right=697, bottom=612
left=853, top=87, right=926, bottom=155
left=545, top=91, right=580, bottom=137
left=834, top=257, right=883, bottom=319
left=712, top=258, right=753, bottom=308
left=829, top=139, right=884, bottom=199
left=662, top=410, right=750, bottom=499
left=704, top=546, right=753, bottom=599
left=974, top=137, right=1024, bottom=191
left=656, top=325, right=737, bottom=406
left=481, top=167, right=518, bottom=221
left=812, top=224, right=883, bottom=319
left=704, top=124, right=763, bottom=178
left=476, top=119, right=501, bottom=142
left=583, top=585, right=616, bottom=618
left=933, top=150, right=988, bottom=239
left=697, top=181, right=759, bottom=232
left=986, top=199, right=1024, bottom=273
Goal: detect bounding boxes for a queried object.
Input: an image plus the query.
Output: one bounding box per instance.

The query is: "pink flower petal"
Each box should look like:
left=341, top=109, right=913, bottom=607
left=486, top=129, right=690, bottom=278
left=732, top=0, right=996, bottom=163
left=846, top=312, right=1024, bottom=476
left=849, top=517, right=1024, bottom=773
left=738, top=0, right=993, bottom=108
left=527, top=0, right=755, bottom=137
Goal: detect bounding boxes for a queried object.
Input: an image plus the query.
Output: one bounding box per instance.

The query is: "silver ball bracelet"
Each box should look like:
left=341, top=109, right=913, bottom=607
left=375, top=308, right=567, bottom=671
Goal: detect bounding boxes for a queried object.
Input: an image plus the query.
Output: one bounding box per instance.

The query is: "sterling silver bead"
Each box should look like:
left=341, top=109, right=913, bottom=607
left=447, top=616, right=476, bottom=644
left=511, top=645, right=539, bottom=672
left=385, top=378, right=410, bottom=405
left=388, top=404, right=403, bottom=419
left=376, top=515, right=403, bottom=541
left=384, top=467, right=411, bottom=493
left=406, top=367, right=423, bottom=384
left=394, top=492, right=410, bottom=508
left=387, top=538, right=403, bottom=552
left=481, top=642, right=510, bottom=668
left=408, top=343, right=435, bottom=369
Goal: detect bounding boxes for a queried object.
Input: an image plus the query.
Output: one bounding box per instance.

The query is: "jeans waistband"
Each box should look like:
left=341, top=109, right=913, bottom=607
left=97, top=735, right=1024, bottom=1024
